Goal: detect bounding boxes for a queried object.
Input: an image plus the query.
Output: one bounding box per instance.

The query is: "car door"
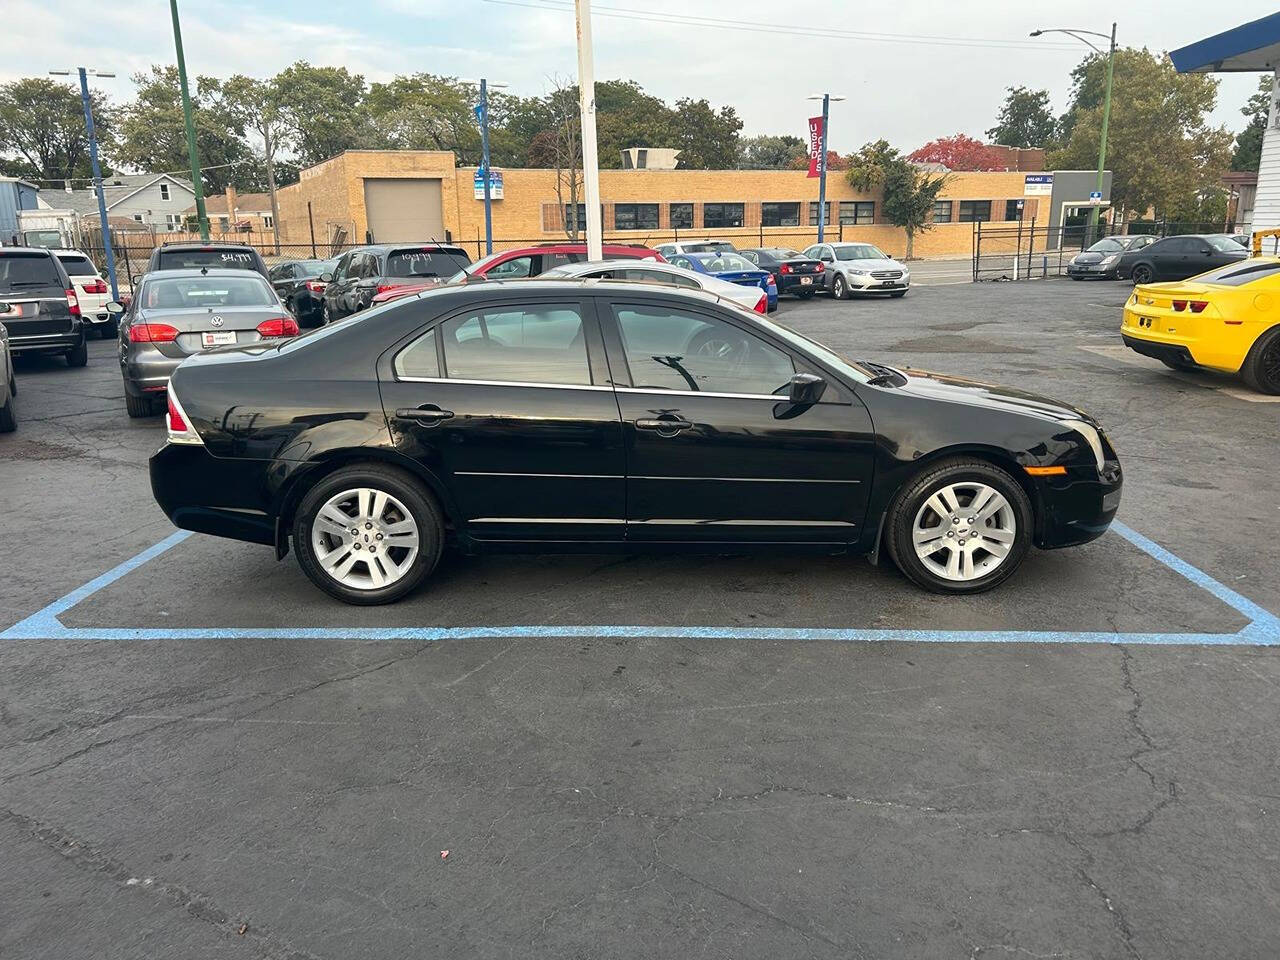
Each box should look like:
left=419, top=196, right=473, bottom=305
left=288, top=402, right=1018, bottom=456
left=378, top=295, right=626, bottom=542
left=599, top=295, right=875, bottom=543
left=325, top=253, right=353, bottom=318
left=1150, top=238, right=1190, bottom=279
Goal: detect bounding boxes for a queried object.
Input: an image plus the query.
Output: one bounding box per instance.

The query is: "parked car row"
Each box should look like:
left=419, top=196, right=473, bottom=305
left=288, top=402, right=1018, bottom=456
left=1069, top=233, right=1249, bottom=283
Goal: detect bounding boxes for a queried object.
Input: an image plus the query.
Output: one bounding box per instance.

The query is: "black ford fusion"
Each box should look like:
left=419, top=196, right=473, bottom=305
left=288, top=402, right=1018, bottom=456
left=150, top=279, right=1122, bottom=604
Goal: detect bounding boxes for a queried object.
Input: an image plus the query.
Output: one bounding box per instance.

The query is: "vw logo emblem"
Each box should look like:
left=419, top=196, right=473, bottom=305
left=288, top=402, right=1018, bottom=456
left=210, top=316, right=224, bottom=327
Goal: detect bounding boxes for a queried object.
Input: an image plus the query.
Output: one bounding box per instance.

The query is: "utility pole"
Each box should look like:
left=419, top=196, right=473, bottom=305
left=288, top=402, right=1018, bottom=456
left=574, top=0, right=603, bottom=260
left=169, top=0, right=208, bottom=241
left=50, top=67, right=118, bottom=300
left=807, top=93, right=845, bottom=244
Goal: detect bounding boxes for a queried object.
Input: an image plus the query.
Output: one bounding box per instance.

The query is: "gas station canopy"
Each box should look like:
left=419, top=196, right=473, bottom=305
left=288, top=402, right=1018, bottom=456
left=1170, top=11, right=1280, bottom=73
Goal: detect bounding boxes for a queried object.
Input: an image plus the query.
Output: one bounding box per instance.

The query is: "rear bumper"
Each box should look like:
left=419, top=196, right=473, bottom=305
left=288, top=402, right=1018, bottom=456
left=123, top=349, right=183, bottom=395
left=9, top=329, right=82, bottom=354
left=1034, top=462, right=1123, bottom=549
left=150, top=442, right=276, bottom=546
left=777, top=275, right=822, bottom=294
left=1121, top=333, right=1195, bottom=367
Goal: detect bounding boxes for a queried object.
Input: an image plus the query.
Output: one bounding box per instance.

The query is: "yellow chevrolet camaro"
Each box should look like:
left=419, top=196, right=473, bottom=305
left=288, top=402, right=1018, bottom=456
left=1121, top=256, right=1280, bottom=393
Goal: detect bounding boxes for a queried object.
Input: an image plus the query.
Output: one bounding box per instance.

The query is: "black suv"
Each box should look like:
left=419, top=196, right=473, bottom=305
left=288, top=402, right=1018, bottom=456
left=144, top=242, right=270, bottom=278
left=0, top=247, right=87, bottom=366
left=321, top=244, right=471, bottom=322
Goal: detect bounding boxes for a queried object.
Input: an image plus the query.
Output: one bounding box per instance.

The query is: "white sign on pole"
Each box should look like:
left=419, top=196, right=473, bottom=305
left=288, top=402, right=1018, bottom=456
left=1024, top=174, right=1053, bottom=196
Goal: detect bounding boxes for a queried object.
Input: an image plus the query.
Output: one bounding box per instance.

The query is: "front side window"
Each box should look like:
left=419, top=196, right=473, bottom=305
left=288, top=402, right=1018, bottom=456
left=1205, top=236, right=1243, bottom=252
left=439, top=303, right=591, bottom=386
left=761, top=202, right=800, bottom=227
left=486, top=255, right=537, bottom=279
left=839, top=201, right=875, bottom=225
left=958, top=200, right=992, bottom=223
left=669, top=203, right=693, bottom=229
left=932, top=200, right=953, bottom=223
left=611, top=303, right=794, bottom=395
left=614, top=203, right=659, bottom=230
left=702, top=203, right=744, bottom=229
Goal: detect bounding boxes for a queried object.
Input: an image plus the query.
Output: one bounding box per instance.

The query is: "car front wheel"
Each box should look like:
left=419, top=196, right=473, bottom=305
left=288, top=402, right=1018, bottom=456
left=885, top=458, right=1033, bottom=594
left=294, top=464, right=444, bottom=604
left=1131, top=264, right=1154, bottom=285
left=832, top=275, right=848, bottom=300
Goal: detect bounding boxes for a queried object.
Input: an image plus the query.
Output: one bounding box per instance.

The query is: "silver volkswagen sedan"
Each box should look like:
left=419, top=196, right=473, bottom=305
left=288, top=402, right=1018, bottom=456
left=113, top=268, right=299, bottom=418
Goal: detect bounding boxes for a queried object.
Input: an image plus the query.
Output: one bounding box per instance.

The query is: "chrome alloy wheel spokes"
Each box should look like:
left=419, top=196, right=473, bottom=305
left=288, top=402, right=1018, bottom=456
left=310, top=487, right=420, bottom=590
left=911, top=482, right=1016, bottom=582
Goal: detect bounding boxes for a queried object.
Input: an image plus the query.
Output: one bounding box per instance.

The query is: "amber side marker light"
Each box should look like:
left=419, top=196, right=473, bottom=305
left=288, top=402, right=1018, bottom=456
left=1024, top=465, right=1068, bottom=476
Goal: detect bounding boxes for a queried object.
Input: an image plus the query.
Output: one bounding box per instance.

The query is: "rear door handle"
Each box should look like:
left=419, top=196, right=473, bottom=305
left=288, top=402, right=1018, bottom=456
left=635, top=417, right=693, bottom=433
left=396, top=406, right=454, bottom=423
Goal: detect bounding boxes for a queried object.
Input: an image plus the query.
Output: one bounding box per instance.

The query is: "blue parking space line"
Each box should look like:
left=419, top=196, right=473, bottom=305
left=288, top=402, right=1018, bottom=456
left=2, top=523, right=1278, bottom=646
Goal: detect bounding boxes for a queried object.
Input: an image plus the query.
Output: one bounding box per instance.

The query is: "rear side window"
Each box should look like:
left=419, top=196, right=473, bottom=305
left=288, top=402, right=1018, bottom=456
left=57, top=255, right=98, bottom=276
left=439, top=303, right=591, bottom=386
left=386, top=249, right=470, bottom=279
left=1194, top=262, right=1280, bottom=286
left=158, top=248, right=258, bottom=270
left=0, top=253, right=61, bottom=291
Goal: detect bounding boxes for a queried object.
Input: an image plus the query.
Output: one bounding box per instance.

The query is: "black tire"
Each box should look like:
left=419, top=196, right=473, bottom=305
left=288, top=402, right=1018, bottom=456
left=100, top=319, right=118, bottom=339
left=293, top=463, right=444, bottom=605
left=832, top=274, right=849, bottom=300
left=1240, top=326, right=1280, bottom=395
left=125, top=391, right=159, bottom=418
left=65, top=336, right=88, bottom=368
left=890, top=290, right=907, bottom=298
left=885, top=457, right=1033, bottom=595
left=1131, top=264, right=1154, bottom=285
left=0, top=385, right=15, bottom=433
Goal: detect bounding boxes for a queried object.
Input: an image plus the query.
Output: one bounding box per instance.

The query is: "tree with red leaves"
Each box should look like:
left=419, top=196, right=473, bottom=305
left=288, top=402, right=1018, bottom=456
left=907, top=134, right=1008, bottom=172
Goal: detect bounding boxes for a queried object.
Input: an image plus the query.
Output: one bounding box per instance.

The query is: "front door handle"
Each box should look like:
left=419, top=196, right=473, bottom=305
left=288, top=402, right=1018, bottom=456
left=396, top=405, right=454, bottom=424
left=635, top=417, right=693, bottom=434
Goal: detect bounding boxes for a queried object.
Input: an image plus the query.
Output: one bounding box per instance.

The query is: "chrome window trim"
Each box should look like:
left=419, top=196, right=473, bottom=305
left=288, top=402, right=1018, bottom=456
left=458, top=471, right=621, bottom=479
left=395, top=375, right=612, bottom=392
left=633, top=475, right=860, bottom=484
left=615, top=386, right=785, bottom=401
left=470, top=517, right=625, bottom=524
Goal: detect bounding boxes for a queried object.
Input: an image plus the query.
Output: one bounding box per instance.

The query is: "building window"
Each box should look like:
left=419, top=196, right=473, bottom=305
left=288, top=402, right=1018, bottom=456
left=932, top=200, right=953, bottom=223
left=839, top=201, right=875, bottom=225
left=1004, top=200, right=1023, bottom=221
left=702, top=203, right=744, bottom=229
left=159, top=183, right=170, bottom=201
left=760, top=202, right=800, bottom=227
left=165, top=214, right=180, bottom=229
left=563, top=203, right=603, bottom=232
left=263, top=214, right=274, bottom=228
left=614, top=203, right=659, bottom=231
left=669, top=203, right=693, bottom=229
left=808, top=201, right=831, bottom=226
left=958, top=200, right=992, bottom=223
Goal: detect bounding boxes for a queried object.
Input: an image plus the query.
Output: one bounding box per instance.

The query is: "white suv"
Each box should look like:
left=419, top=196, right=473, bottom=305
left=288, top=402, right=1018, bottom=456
left=54, top=250, right=115, bottom=337
left=654, top=240, right=737, bottom=258
left=803, top=242, right=910, bottom=299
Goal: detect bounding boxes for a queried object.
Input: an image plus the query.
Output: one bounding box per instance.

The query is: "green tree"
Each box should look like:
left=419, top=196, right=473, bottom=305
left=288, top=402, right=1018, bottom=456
left=737, top=134, right=805, bottom=169
left=0, top=77, right=112, bottom=184
left=365, top=73, right=484, bottom=163
left=1231, top=75, right=1271, bottom=172
left=845, top=141, right=949, bottom=259
left=593, top=80, right=677, bottom=168
left=844, top=139, right=899, bottom=191
left=669, top=98, right=742, bottom=168
left=1048, top=48, right=1232, bottom=220
left=223, top=75, right=290, bottom=248
left=274, top=62, right=371, bottom=169
left=986, top=86, right=1055, bottom=148
left=115, top=66, right=256, bottom=194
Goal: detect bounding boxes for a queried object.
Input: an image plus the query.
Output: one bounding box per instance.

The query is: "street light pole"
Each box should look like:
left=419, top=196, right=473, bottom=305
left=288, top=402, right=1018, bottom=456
left=807, top=94, right=845, bottom=244
left=50, top=67, right=118, bottom=300
left=574, top=0, right=603, bottom=261
left=169, top=0, right=208, bottom=241
left=480, top=79, right=493, bottom=256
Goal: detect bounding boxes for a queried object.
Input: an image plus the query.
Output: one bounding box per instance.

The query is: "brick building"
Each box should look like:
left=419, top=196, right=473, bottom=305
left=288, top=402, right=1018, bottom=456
left=274, top=150, right=1098, bottom=260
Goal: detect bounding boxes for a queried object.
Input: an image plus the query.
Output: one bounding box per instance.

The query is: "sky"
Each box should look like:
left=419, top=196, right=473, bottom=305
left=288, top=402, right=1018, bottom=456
left=3, top=0, right=1273, bottom=157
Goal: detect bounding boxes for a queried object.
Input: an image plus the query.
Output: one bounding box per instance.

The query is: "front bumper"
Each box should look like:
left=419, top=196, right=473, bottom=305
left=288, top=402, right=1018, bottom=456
left=849, top=275, right=909, bottom=292
left=1067, top=263, right=1118, bottom=278
left=1034, top=461, right=1123, bottom=549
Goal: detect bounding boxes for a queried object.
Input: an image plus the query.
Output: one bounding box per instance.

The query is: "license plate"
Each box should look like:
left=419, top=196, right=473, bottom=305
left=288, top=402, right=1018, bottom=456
left=201, top=331, right=237, bottom=347
left=800, top=276, right=813, bottom=285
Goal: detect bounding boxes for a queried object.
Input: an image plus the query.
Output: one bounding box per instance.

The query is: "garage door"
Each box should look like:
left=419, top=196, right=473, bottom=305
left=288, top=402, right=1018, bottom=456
left=363, top=178, right=445, bottom=243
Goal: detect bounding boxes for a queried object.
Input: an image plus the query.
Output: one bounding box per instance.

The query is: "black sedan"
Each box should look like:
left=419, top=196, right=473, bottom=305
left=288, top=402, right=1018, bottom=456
left=1116, top=234, right=1248, bottom=284
left=151, top=280, right=1122, bottom=604
left=269, top=258, right=337, bottom=327
left=738, top=248, right=825, bottom=299
left=1066, top=235, right=1154, bottom=280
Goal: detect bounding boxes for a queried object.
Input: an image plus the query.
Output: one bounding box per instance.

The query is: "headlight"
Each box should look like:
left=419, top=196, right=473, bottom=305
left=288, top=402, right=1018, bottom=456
left=1063, top=418, right=1105, bottom=472
left=849, top=268, right=867, bottom=275
left=1101, top=255, right=1118, bottom=266
left=1069, top=255, right=1080, bottom=265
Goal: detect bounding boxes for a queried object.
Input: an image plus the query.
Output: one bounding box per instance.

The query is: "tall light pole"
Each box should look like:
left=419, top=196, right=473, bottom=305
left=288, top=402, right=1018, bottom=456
left=49, top=67, right=118, bottom=301
left=807, top=93, right=845, bottom=243
left=470, top=79, right=508, bottom=256
left=574, top=0, right=603, bottom=260
left=169, top=0, right=209, bottom=241
left=1032, top=23, right=1117, bottom=241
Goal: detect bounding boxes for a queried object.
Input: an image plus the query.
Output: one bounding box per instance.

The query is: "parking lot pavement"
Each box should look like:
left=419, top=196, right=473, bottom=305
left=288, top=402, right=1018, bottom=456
left=3, top=281, right=1280, bottom=959
left=901, top=256, right=974, bottom=285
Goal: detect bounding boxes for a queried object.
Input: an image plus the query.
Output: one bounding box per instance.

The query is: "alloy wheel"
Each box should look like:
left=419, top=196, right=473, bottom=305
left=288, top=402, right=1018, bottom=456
left=834, top=276, right=846, bottom=299
left=309, top=487, right=420, bottom=590
left=911, top=482, right=1016, bottom=582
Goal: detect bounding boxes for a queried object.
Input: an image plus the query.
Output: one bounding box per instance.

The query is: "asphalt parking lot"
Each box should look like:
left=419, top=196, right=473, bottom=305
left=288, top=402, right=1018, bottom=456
left=3, top=278, right=1280, bottom=959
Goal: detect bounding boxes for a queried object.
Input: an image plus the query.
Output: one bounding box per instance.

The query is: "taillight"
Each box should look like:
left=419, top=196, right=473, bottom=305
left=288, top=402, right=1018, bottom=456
left=814, top=262, right=825, bottom=272
left=1189, top=301, right=1208, bottom=314
left=83, top=279, right=108, bottom=294
left=753, top=294, right=767, bottom=314
left=128, top=323, right=180, bottom=342
left=1172, top=300, right=1187, bottom=312
left=766, top=274, right=775, bottom=286
left=166, top=390, right=202, bottom=446
left=304, top=280, right=326, bottom=293
left=65, top=289, right=80, bottom=316
left=256, top=317, right=299, bottom=338
left=375, top=283, right=398, bottom=294
left=779, top=263, right=793, bottom=274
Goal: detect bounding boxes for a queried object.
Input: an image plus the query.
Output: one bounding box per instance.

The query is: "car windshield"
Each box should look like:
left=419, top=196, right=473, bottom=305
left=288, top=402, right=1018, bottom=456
left=56, top=254, right=98, bottom=276
left=1205, top=236, right=1244, bottom=252
left=692, top=252, right=757, bottom=272
left=835, top=244, right=888, bottom=261
left=141, top=276, right=274, bottom=309
left=387, top=249, right=471, bottom=278
left=1087, top=239, right=1125, bottom=253
left=0, top=253, right=61, bottom=291
left=158, top=248, right=258, bottom=270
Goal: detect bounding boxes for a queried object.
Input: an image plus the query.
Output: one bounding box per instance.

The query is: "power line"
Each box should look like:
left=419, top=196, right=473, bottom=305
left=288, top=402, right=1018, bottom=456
left=481, top=0, right=1083, bottom=51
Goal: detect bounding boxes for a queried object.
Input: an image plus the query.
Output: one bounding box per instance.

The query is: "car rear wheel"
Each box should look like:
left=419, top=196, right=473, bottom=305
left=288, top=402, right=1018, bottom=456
left=832, top=275, right=848, bottom=300
left=0, top=382, right=15, bottom=434
left=125, top=391, right=159, bottom=418
left=65, top=337, right=88, bottom=368
left=885, top=458, right=1033, bottom=594
left=1131, top=264, right=1154, bottom=285
left=1241, top=326, right=1280, bottom=395
left=294, top=464, right=443, bottom=605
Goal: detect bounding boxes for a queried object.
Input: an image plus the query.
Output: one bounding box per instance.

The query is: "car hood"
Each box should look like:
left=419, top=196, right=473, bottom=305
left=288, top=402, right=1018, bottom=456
left=839, top=258, right=907, bottom=271
left=891, top=366, right=1092, bottom=424
left=1071, top=251, right=1113, bottom=264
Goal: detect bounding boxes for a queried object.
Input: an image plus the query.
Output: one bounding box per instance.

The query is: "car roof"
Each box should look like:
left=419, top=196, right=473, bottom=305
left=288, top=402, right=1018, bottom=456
left=415, top=276, right=747, bottom=311
left=499, top=243, right=656, bottom=255
left=555, top=258, right=679, bottom=271
left=158, top=242, right=259, bottom=251
left=0, top=246, right=58, bottom=256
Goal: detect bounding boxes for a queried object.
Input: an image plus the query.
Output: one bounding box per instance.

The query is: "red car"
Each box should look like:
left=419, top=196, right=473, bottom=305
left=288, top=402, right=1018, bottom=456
left=370, top=242, right=665, bottom=306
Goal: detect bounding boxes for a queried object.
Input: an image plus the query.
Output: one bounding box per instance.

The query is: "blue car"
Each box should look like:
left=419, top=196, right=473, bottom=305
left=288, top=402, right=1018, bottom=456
left=668, top=251, right=778, bottom=312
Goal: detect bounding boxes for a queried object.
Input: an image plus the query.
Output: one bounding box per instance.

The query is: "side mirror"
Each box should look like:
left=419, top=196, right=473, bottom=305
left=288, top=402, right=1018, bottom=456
left=787, top=372, right=826, bottom=406
left=320, top=272, right=334, bottom=282
left=105, top=300, right=125, bottom=316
